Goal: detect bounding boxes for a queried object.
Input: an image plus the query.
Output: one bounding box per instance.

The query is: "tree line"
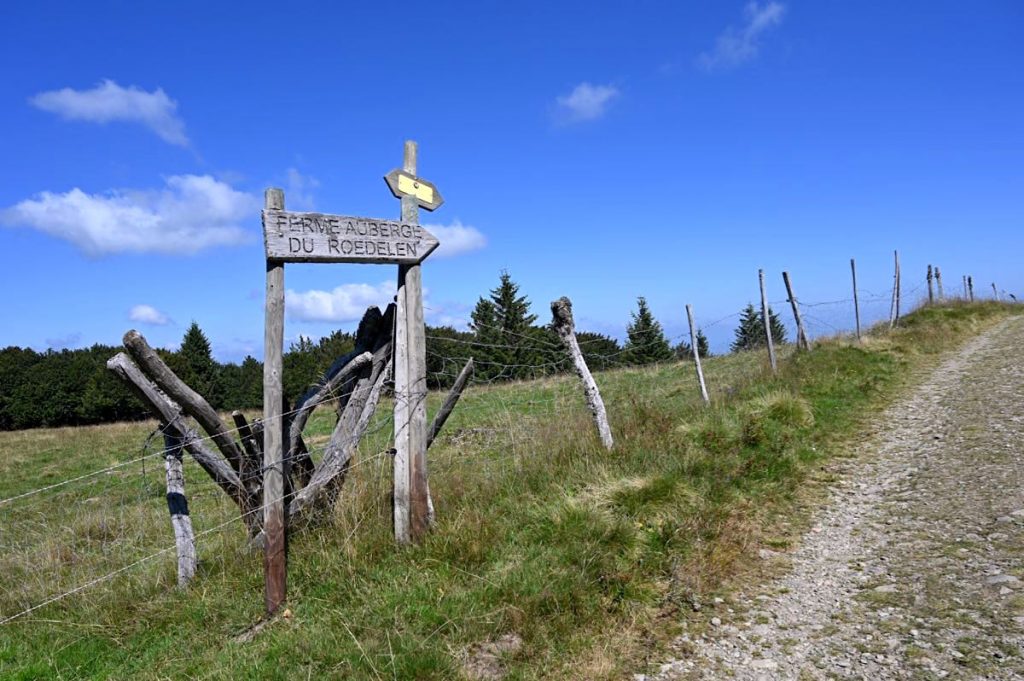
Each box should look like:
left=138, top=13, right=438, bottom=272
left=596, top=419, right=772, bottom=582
left=0, top=271, right=785, bottom=431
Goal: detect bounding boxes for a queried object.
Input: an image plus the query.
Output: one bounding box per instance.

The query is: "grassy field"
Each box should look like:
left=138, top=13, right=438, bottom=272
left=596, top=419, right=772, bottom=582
left=0, top=301, right=1019, bottom=679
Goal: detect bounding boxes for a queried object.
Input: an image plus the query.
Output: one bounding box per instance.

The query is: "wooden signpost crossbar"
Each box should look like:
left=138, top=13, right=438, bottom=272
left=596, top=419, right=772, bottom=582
left=260, top=141, right=441, bottom=615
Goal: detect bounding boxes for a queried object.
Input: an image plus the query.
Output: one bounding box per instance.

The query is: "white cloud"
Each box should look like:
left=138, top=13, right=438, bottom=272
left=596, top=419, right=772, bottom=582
left=698, top=2, right=785, bottom=70
left=286, top=281, right=397, bottom=323
left=555, top=82, right=619, bottom=122
left=129, top=304, right=171, bottom=326
left=422, top=220, right=487, bottom=258
left=2, top=174, right=257, bottom=256
left=30, top=80, right=189, bottom=146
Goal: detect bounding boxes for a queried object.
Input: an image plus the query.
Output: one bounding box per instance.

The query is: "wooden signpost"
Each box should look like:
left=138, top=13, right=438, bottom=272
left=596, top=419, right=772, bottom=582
left=260, top=141, right=442, bottom=615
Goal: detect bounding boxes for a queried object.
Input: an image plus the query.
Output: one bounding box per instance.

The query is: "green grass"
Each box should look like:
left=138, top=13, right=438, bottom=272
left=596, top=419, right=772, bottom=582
left=0, top=301, right=1018, bottom=679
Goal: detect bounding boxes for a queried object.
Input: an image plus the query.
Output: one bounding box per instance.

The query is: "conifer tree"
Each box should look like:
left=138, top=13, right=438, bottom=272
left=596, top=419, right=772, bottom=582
left=624, top=297, right=674, bottom=365
left=675, top=329, right=710, bottom=359
left=730, top=303, right=787, bottom=352
left=174, top=321, right=222, bottom=404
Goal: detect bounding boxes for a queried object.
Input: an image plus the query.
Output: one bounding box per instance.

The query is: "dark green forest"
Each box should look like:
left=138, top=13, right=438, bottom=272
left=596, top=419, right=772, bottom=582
left=0, top=273, right=747, bottom=431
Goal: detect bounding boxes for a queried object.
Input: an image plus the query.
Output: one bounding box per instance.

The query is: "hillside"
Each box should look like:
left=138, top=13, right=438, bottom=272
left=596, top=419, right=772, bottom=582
left=0, top=301, right=1019, bottom=679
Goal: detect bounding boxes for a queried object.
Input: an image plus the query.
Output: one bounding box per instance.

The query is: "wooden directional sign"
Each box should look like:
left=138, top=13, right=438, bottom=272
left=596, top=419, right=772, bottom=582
left=384, top=169, right=444, bottom=211
left=262, top=209, right=440, bottom=264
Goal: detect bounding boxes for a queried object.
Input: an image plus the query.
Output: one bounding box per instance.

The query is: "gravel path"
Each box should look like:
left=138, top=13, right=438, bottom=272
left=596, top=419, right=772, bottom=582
left=641, top=316, right=1024, bottom=680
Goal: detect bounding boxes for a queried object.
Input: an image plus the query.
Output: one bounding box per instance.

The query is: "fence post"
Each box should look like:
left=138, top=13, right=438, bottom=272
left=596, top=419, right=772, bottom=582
left=393, top=140, right=431, bottom=544
left=782, top=271, right=810, bottom=351
left=686, top=304, right=710, bottom=405
left=759, top=269, right=777, bottom=373
left=927, top=265, right=934, bottom=304
left=968, top=276, right=974, bottom=302
left=889, top=250, right=900, bottom=328
left=936, top=266, right=944, bottom=300
left=962, top=275, right=968, bottom=300
left=851, top=258, right=861, bottom=340
left=163, top=427, right=196, bottom=587
left=992, top=283, right=999, bottom=300
left=551, top=297, right=613, bottom=449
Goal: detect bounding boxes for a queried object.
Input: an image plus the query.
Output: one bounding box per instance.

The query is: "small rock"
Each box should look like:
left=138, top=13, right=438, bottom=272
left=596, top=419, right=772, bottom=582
left=749, top=659, right=778, bottom=671
left=710, top=617, right=722, bottom=627
left=874, top=584, right=899, bottom=593
left=985, top=574, right=1020, bottom=586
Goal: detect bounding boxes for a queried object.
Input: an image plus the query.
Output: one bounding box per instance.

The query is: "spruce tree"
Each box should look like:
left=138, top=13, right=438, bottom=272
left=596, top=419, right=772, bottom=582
left=176, top=321, right=222, bottom=404
left=624, top=297, right=674, bottom=365
left=675, top=329, right=710, bottom=359
left=471, top=271, right=542, bottom=380
left=730, top=303, right=787, bottom=352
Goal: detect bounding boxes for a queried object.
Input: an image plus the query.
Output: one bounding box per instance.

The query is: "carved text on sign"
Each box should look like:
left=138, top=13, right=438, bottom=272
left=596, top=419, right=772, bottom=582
left=262, top=209, right=440, bottom=264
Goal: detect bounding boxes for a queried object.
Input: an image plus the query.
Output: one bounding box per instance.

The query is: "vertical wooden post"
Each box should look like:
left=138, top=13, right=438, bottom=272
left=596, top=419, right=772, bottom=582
left=962, top=275, right=968, bottom=300
left=263, top=187, right=287, bottom=614
left=851, top=258, right=861, bottom=340
left=968, top=275, right=974, bottom=302
left=935, top=266, right=944, bottom=301
left=992, top=283, right=999, bottom=300
left=891, top=251, right=902, bottom=328
left=686, top=304, right=710, bottom=404
left=927, top=265, right=934, bottom=304
left=163, top=427, right=196, bottom=587
left=889, top=251, right=899, bottom=327
left=393, top=140, right=430, bottom=545
left=759, top=269, right=777, bottom=373
left=782, top=271, right=810, bottom=351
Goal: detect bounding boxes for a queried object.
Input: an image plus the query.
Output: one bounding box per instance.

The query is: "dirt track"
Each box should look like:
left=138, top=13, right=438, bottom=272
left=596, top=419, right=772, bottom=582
left=640, top=316, right=1024, bottom=680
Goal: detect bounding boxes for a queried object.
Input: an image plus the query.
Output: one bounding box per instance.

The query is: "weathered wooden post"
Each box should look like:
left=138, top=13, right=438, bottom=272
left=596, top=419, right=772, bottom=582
left=163, top=427, right=196, bottom=587
left=935, top=266, right=944, bottom=301
left=387, top=141, right=439, bottom=544
left=851, top=258, right=861, bottom=340
left=927, top=265, right=934, bottom=304
left=551, top=297, right=614, bottom=450
left=962, top=275, right=968, bottom=300
left=889, top=250, right=901, bottom=328
left=992, top=283, right=999, bottom=300
left=262, top=187, right=287, bottom=615
left=782, top=271, right=809, bottom=351
left=686, top=304, right=710, bottom=405
left=968, top=275, right=974, bottom=302
left=759, top=269, right=777, bottom=373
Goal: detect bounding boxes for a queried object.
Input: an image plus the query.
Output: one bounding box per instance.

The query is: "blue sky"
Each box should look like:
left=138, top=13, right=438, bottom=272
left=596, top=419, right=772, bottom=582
left=1, top=1, right=1021, bottom=359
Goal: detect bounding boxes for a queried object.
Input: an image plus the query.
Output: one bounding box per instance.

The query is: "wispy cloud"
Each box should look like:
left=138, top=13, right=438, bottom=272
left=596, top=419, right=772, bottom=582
left=129, top=304, right=172, bottom=326
left=422, top=219, right=487, bottom=258
left=30, top=80, right=189, bottom=146
left=44, top=332, right=82, bottom=350
left=286, top=281, right=397, bottom=323
left=698, top=2, right=785, bottom=71
left=555, top=82, right=620, bottom=123
left=1, top=174, right=257, bottom=256
left=285, top=167, right=320, bottom=210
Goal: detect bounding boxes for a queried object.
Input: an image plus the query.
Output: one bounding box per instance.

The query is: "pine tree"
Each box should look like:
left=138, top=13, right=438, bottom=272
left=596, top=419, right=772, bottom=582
left=175, top=321, right=222, bottom=404
left=471, top=271, right=541, bottom=380
left=624, top=297, right=674, bottom=365
left=730, top=303, right=787, bottom=352
left=675, top=329, right=710, bottom=359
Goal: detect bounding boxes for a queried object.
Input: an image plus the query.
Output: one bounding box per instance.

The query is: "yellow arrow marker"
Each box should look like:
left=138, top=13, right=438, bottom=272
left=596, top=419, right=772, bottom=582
left=397, top=174, right=435, bottom=204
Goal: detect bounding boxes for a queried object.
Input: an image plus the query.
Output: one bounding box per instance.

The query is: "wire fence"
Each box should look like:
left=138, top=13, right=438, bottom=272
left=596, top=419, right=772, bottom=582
left=0, top=259, right=1007, bottom=629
